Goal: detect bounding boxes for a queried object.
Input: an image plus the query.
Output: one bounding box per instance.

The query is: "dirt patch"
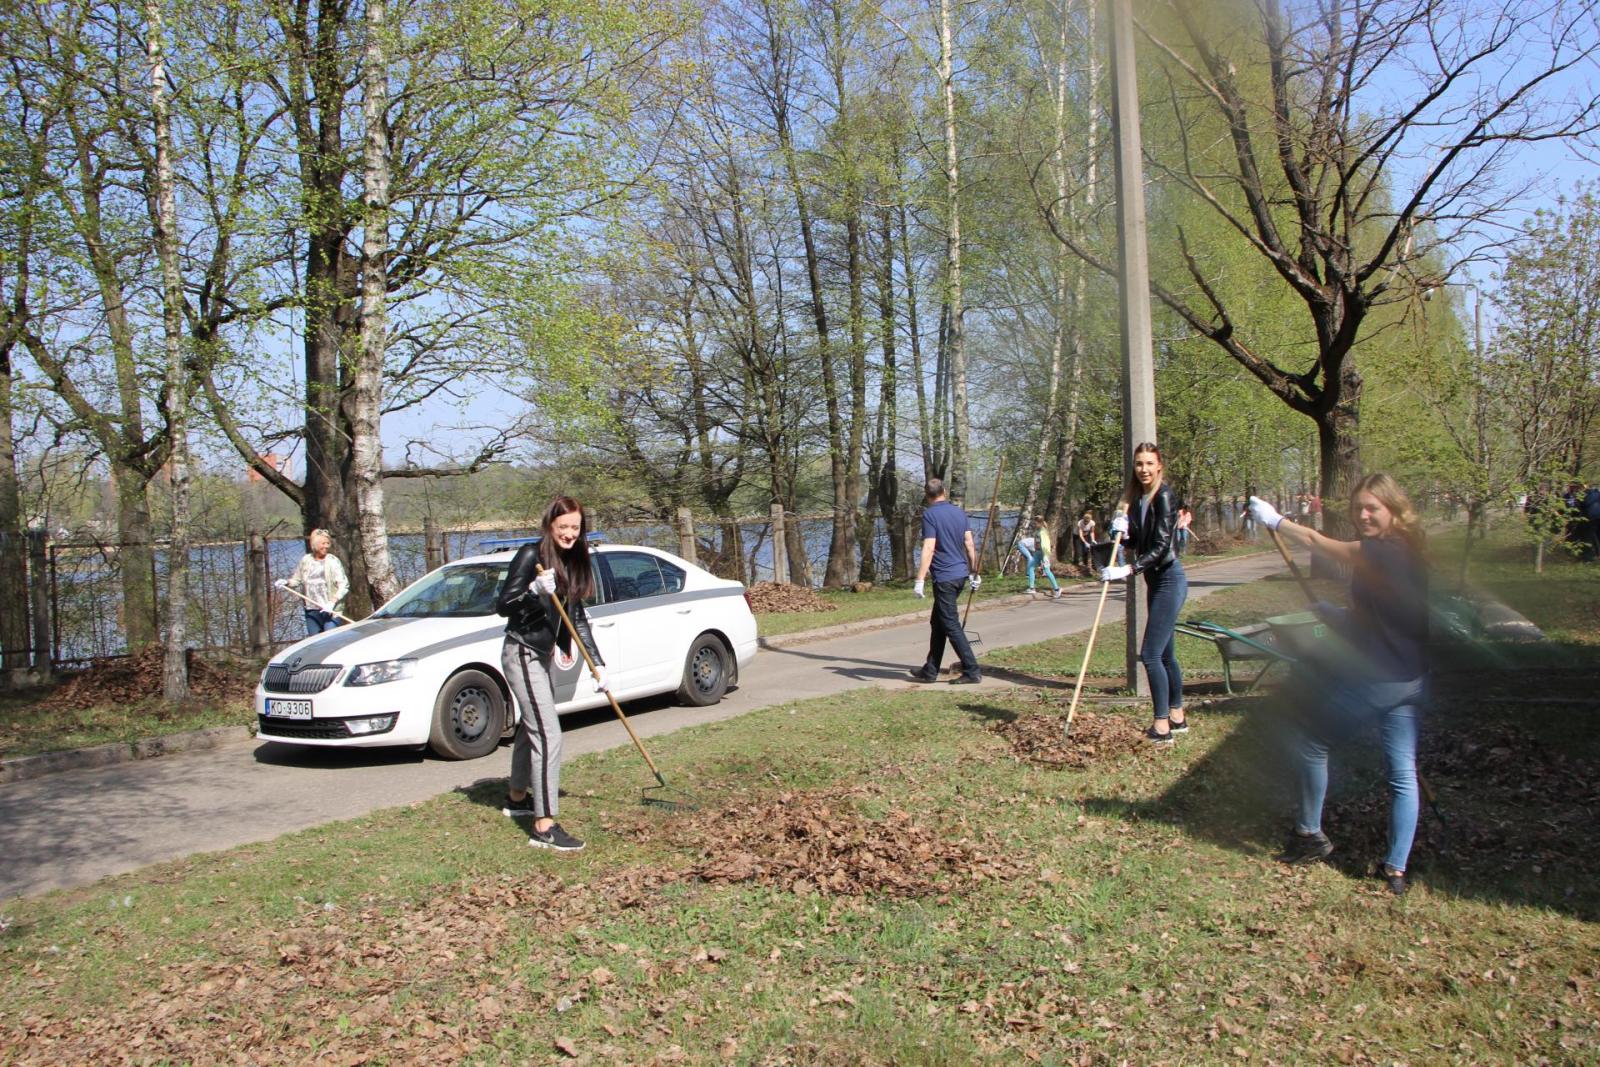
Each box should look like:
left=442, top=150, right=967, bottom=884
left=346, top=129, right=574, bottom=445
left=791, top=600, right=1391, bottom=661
left=992, top=709, right=1156, bottom=769
left=46, top=645, right=257, bottom=712
left=745, top=581, right=837, bottom=614
left=673, top=784, right=1027, bottom=897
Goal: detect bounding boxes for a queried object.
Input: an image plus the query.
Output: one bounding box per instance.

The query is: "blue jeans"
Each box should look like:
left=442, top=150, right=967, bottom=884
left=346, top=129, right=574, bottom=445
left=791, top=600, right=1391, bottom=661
left=922, top=578, right=979, bottom=679
left=304, top=609, right=342, bottom=636
left=1295, top=678, right=1423, bottom=872
left=1141, top=562, right=1187, bottom=719
left=1019, top=546, right=1059, bottom=592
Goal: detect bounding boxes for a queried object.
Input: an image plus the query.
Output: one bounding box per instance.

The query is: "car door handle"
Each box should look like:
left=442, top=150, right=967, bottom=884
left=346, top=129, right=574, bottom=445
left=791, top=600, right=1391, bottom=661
left=675, top=608, right=692, bottom=615
left=595, top=621, right=616, bottom=628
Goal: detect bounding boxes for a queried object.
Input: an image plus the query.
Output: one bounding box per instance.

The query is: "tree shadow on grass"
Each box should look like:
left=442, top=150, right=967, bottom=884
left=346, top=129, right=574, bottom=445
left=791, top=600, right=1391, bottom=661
left=1081, top=641, right=1600, bottom=923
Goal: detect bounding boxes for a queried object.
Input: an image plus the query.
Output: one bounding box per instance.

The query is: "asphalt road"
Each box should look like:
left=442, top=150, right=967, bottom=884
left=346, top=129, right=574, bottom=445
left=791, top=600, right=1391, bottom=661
left=0, top=551, right=1290, bottom=901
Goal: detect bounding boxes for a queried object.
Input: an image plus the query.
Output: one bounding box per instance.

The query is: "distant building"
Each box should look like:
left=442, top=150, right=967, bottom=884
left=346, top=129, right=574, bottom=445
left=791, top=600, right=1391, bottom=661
left=248, top=454, right=291, bottom=483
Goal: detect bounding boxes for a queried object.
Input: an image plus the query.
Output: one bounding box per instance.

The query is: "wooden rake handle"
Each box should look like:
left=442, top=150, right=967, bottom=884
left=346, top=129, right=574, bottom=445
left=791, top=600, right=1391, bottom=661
left=1065, top=524, right=1126, bottom=733
left=535, top=564, right=666, bottom=787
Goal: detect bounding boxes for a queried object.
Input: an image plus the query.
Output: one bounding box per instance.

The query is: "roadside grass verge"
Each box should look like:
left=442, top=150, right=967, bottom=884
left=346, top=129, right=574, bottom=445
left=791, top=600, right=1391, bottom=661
left=3, top=634, right=1596, bottom=1062
left=755, top=543, right=1269, bottom=640
left=0, top=692, right=250, bottom=760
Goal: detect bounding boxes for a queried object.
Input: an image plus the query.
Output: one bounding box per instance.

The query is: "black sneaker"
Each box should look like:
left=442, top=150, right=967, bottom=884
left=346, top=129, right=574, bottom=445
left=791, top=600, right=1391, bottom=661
left=1276, top=830, right=1334, bottom=865
left=949, top=673, right=982, bottom=685
left=1381, top=866, right=1408, bottom=896
left=529, top=822, right=585, bottom=852
left=502, top=794, right=537, bottom=818
left=1144, top=725, right=1174, bottom=743
left=1168, top=717, right=1189, bottom=734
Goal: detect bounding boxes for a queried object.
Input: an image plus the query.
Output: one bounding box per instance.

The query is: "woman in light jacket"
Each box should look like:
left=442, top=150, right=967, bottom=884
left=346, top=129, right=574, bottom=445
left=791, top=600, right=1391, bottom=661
left=277, top=529, right=349, bottom=636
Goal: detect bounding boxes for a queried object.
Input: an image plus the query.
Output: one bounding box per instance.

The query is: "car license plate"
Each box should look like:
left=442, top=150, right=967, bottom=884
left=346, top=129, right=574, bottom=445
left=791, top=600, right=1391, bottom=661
left=266, top=698, right=313, bottom=719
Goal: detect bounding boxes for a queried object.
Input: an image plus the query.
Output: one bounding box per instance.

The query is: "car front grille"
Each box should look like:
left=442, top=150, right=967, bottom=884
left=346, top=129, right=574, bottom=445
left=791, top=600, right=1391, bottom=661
left=257, top=716, right=350, bottom=740
left=262, top=664, right=342, bottom=693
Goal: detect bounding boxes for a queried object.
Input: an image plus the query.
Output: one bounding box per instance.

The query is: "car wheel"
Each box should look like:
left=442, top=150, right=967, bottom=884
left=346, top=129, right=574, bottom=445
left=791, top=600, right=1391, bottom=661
left=429, top=669, right=507, bottom=760
left=676, top=633, right=729, bottom=707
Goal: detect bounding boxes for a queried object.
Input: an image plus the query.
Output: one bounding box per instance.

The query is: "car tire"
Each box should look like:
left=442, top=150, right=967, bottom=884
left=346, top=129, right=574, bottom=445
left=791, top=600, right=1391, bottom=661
left=429, top=669, right=507, bottom=760
left=676, top=633, right=730, bottom=707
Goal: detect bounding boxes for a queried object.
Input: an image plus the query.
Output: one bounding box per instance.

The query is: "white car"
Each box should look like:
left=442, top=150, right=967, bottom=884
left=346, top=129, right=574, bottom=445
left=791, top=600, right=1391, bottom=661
left=255, top=540, right=759, bottom=759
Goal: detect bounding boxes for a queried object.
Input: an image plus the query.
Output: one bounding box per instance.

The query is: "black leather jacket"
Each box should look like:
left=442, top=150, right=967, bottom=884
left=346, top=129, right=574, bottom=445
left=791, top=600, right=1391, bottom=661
left=1126, top=484, right=1179, bottom=575
left=495, top=543, right=605, bottom=664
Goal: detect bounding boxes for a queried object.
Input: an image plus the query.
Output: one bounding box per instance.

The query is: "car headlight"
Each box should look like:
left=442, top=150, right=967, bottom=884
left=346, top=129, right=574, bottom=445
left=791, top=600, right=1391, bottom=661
left=345, top=659, right=416, bottom=686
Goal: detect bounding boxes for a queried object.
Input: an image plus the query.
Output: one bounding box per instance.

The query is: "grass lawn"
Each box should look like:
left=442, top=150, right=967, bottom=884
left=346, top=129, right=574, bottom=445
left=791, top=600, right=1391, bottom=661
left=754, top=541, right=1268, bottom=639
left=2, top=529, right=1597, bottom=1063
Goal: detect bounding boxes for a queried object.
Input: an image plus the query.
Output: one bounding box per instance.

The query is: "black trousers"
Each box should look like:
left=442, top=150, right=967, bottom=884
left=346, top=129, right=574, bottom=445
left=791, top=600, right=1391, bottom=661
left=923, top=577, right=980, bottom=678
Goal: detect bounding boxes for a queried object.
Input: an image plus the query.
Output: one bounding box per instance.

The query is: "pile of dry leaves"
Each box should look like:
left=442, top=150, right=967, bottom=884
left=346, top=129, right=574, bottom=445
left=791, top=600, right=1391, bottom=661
left=47, top=645, right=256, bottom=711
left=991, top=709, right=1156, bottom=769
left=673, top=785, right=1027, bottom=897
left=1323, top=719, right=1599, bottom=875
left=744, top=581, right=837, bottom=614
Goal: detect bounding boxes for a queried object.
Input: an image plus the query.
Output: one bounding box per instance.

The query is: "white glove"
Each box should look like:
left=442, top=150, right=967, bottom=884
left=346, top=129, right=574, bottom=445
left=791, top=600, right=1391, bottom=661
left=274, top=578, right=288, bottom=589
left=913, top=579, right=926, bottom=598
left=591, top=666, right=609, bottom=693
left=968, top=574, right=982, bottom=591
left=1109, top=514, right=1129, bottom=537
left=1248, top=496, right=1284, bottom=530
left=533, top=570, right=558, bottom=597
left=1100, top=564, right=1132, bottom=582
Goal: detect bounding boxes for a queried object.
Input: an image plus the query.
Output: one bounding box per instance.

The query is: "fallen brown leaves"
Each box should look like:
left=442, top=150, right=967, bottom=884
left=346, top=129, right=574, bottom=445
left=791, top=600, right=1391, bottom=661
left=2, top=784, right=1027, bottom=1063
left=46, top=645, right=256, bottom=712
left=674, top=784, right=1028, bottom=897
left=744, top=581, right=837, bottom=614
left=991, top=710, right=1156, bottom=770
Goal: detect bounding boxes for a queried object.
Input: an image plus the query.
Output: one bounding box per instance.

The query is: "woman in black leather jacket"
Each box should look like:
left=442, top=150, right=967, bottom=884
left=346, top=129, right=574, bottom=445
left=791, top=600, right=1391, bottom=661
left=494, top=496, right=607, bottom=851
left=1101, top=442, right=1189, bottom=741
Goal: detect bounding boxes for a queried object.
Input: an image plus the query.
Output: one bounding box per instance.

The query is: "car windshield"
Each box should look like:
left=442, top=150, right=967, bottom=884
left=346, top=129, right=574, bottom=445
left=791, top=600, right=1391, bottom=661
left=373, top=562, right=508, bottom=618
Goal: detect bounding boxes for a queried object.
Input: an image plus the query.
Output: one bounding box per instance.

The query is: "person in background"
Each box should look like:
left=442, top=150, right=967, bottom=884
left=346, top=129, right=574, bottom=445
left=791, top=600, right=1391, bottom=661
left=1072, top=509, right=1097, bottom=568
left=1100, top=443, right=1188, bottom=742
left=496, top=496, right=608, bottom=852
left=910, top=478, right=983, bottom=685
left=276, top=528, right=349, bottom=636
left=1016, top=519, right=1062, bottom=600
left=1174, top=504, right=1193, bottom=557
left=1249, top=474, right=1429, bottom=895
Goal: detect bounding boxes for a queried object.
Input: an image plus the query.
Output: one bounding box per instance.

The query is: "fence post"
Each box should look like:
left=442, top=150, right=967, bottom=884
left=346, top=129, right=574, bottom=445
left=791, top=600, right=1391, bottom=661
left=246, top=531, right=270, bottom=657
left=903, top=505, right=920, bottom=578
left=424, top=514, right=446, bottom=572
left=769, top=504, right=788, bottom=585
left=676, top=507, right=697, bottom=566
left=28, top=530, right=51, bottom=681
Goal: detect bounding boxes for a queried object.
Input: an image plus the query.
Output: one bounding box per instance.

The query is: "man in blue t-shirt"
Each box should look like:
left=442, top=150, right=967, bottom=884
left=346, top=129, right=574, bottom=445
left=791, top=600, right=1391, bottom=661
left=910, top=477, right=983, bottom=684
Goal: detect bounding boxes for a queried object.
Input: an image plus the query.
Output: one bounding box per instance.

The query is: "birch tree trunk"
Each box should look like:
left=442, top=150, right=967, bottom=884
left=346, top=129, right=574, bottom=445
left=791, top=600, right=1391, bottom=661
left=938, top=0, right=968, bottom=501
left=354, top=0, right=399, bottom=607
left=145, top=0, right=191, bottom=702
left=1042, top=0, right=1097, bottom=540
left=1018, top=4, right=1076, bottom=536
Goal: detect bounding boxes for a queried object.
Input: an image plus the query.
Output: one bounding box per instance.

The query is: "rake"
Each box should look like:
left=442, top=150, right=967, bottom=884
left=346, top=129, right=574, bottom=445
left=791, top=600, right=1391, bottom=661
left=1063, top=505, right=1128, bottom=738
left=1267, top=527, right=1445, bottom=834
left=276, top=582, right=358, bottom=625
left=537, top=565, right=698, bottom=811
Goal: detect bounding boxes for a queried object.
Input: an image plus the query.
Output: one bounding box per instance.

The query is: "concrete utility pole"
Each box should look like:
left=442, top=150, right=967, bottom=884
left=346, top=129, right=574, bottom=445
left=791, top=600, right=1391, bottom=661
left=1108, top=0, right=1157, bottom=694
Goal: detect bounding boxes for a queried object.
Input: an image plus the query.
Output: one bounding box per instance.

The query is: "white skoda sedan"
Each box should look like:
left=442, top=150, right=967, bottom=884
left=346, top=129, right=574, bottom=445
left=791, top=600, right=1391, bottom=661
left=254, top=541, right=759, bottom=759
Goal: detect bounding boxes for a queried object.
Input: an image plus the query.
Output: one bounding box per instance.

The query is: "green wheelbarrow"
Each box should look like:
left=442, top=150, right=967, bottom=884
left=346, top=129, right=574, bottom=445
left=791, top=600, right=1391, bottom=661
left=1176, top=617, right=1292, bottom=695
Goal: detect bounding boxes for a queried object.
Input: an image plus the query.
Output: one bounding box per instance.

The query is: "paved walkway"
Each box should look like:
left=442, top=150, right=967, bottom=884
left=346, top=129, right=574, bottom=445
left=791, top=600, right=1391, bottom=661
left=0, top=551, right=1290, bottom=901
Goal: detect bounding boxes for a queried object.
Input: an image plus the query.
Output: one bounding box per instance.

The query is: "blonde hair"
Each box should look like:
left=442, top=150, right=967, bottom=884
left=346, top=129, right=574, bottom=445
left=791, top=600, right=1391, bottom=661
left=1350, top=473, right=1424, bottom=549
left=308, top=528, right=333, bottom=549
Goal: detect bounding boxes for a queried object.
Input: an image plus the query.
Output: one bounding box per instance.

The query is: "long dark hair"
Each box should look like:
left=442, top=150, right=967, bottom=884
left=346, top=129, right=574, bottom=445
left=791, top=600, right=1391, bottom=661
left=1121, top=441, right=1165, bottom=509
left=536, top=496, right=596, bottom=602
